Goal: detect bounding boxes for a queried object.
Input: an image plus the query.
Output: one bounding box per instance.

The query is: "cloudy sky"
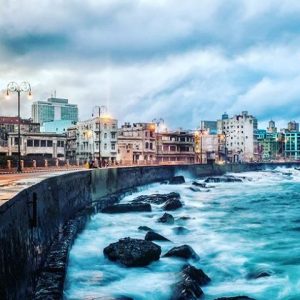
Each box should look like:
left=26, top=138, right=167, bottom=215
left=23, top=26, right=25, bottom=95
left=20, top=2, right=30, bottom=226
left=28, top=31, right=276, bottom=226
left=1, top=0, right=300, bottom=130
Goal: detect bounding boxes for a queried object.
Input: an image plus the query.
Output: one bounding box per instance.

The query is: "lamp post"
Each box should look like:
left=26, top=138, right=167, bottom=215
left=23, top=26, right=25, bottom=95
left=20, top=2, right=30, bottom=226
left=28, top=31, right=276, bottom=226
left=6, top=81, right=32, bottom=172
left=93, top=105, right=107, bottom=166
left=152, top=118, right=164, bottom=164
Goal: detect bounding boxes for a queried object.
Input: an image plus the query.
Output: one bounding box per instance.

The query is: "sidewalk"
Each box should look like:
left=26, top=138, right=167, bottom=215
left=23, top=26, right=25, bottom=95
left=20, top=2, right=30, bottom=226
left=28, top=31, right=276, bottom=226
left=0, top=169, right=86, bottom=206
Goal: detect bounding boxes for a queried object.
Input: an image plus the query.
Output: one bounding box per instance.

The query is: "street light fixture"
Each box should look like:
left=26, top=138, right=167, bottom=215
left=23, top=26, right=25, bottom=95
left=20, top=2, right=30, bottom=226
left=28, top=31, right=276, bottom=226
left=6, top=81, right=32, bottom=172
left=93, top=105, right=107, bottom=166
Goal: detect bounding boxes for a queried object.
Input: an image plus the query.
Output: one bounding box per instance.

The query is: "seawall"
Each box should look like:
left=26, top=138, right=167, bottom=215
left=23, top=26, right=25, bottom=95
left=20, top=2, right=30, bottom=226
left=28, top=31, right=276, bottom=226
left=0, top=162, right=299, bottom=299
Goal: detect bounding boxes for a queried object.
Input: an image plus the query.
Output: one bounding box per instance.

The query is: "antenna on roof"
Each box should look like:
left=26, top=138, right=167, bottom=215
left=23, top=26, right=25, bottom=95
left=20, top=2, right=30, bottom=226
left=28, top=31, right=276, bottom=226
left=54, top=90, right=56, bottom=98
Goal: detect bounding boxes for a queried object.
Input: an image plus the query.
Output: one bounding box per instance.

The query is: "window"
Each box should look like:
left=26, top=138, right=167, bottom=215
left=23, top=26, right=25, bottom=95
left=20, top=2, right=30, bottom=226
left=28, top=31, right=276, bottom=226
left=104, top=133, right=107, bottom=139
left=14, top=137, right=20, bottom=145
left=27, top=139, right=33, bottom=147
left=150, top=143, right=153, bottom=150
left=34, top=140, right=40, bottom=147
left=41, top=140, right=46, bottom=147
left=145, top=142, right=149, bottom=149
left=104, top=143, right=107, bottom=150
left=111, top=143, right=116, bottom=150
left=47, top=140, right=53, bottom=147
left=111, top=132, right=116, bottom=139
left=104, top=123, right=107, bottom=129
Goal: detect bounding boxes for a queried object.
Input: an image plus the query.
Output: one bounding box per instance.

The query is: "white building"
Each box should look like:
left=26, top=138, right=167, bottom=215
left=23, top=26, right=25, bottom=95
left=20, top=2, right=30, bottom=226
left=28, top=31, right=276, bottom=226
left=75, top=116, right=118, bottom=164
left=217, top=111, right=258, bottom=162
left=4, top=132, right=66, bottom=158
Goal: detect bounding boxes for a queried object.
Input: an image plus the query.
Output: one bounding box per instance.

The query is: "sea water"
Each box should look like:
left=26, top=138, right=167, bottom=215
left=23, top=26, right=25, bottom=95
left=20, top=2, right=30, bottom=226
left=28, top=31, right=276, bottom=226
left=64, top=168, right=300, bottom=300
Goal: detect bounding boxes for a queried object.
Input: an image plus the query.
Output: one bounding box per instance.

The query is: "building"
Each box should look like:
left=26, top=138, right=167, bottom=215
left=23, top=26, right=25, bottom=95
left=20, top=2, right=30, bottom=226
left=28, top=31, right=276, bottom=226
left=217, top=111, right=258, bottom=162
left=31, top=97, right=78, bottom=125
left=117, top=122, right=156, bottom=164
left=157, top=130, right=195, bottom=163
left=284, top=132, right=300, bottom=160
left=256, top=130, right=283, bottom=160
left=1, top=132, right=66, bottom=158
left=0, top=117, right=40, bottom=154
left=287, top=121, right=299, bottom=132
left=75, top=116, right=118, bottom=164
left=267, top=120, right=277, bottom=133
left=200, top=121, right=217, bottom=135
left=66, top=126, right=78, bottom=159
left=41, top=120, right=77, bottom=134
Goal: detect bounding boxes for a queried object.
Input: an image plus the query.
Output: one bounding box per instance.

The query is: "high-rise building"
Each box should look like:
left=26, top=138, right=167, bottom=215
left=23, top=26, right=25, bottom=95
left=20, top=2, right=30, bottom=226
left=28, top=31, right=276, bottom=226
left=200, top=121, right=217, bottom=134
left=31, top=97, right=78, bottom=125
left=267, top=120, right=277, bottom=133
left=217, top=111, right=258, bottom=162
left=287, top=121, right=299, bottom=132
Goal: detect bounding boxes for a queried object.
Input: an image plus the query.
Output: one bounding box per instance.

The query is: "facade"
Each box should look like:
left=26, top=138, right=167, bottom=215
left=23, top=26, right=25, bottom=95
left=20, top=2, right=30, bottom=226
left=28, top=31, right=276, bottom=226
left=267, top=120, right=277, bottom=133
left=256, top=130, right=282, bottom=160
left=1, top=132, right=66, bottom=158
left=217, top=111, right=258, bottom=162
left=195, top=131, right=221, bottom=163
left=32, top=97, right=78, bottom=125
left=117, top=122, right=156, bottom=164
left=157, top=130, right=195, bottom=163
left=66, top=126, right=78, bottom=159
left=284, top=132, right=300, bottom=160
left=75, top=116, right=118, bottom=164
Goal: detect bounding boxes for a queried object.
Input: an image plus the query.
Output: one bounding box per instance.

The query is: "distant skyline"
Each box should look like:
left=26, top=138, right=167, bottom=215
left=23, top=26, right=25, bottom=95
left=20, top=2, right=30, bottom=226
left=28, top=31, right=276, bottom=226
left=1, top=0, right=300, bottom=130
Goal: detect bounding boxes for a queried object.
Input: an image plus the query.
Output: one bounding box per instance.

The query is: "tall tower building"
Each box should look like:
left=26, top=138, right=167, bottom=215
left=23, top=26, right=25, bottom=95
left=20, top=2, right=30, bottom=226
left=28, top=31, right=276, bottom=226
left=31, top=97, right=78, bottom=125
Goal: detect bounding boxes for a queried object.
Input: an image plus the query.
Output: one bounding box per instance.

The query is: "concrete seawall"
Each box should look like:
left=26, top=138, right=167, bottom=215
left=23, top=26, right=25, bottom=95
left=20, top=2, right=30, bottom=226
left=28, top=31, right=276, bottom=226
left=0, top=163, right=299, bottom=299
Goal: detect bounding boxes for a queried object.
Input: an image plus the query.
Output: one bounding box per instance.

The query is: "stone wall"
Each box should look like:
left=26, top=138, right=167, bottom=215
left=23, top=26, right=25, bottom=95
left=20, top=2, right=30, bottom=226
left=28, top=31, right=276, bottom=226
left=1, top=162, right=300, bottom=299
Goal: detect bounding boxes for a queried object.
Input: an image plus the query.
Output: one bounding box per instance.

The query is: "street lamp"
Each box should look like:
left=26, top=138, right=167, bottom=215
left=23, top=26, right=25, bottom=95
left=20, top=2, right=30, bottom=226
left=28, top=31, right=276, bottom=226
left=152, top=118, right=164, bottom=163
left=6, top=81, right=32, bottom=172
left=93, top=105, right=107, bottom=166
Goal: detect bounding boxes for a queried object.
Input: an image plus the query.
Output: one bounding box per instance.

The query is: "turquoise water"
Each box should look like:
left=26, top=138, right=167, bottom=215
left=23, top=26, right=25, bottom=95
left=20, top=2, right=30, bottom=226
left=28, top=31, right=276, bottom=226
left=64, top=168, right=300, bottom=299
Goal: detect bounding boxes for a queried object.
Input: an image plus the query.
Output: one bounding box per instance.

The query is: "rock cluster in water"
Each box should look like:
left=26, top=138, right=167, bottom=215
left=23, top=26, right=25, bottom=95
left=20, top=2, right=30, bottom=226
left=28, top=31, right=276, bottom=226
left=100, top=174, right=255, bottom=299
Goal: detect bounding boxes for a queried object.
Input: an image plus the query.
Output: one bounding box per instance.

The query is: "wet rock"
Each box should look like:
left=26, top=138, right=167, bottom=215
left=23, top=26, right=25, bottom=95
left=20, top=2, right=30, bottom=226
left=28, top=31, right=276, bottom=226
left=158, top=213, right=175, bottom=224
left=188, top=187, right=201, bottom=192
left=169, top=176, right=186, bottom=184
left=164, top=245, right=199, bottom=260
left=145, top=231, right=170, bottom=242
left=163, top=199, right=183, bottom=211
left=179, top=216, right=191, bottom=220
left=215, top=297, right=255, bottom=300
left=192, top=181, right=207, bottom=188
left=171, top=264, right=209, bottom=300
left=131, top=192, right=180, bottom=205
left=247, top=268, right=272, bottom=279
left=182, top=264, right=211, bottom=286
left=138, top=226, right=154, bottom=232
left=171, top=276, right=203, bottom=300
left=160, top=180, right=169, bottom=184
left=173, top=226, right=190, bottom=235
left=103, top=237, right=161, bottom=267
left=204, top=176, right=243, bottom=183
left=102, top=203, right=151, bottom=213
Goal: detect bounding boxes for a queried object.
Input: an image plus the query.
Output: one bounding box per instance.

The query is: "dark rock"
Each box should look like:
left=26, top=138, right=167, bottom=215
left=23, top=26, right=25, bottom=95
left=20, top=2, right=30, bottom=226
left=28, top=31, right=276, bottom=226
left=131, top=192, right=181, bottom=205
left=103, top=237, right=161, bottom=267
left=160, top=180, right=169, bottom=184
left=169, top=176, right=185, bottom=184
left=204, top=176, right=243, bottom=183
left=182, top=264, right=211, bottom=286
left=164, top=245, right=199, bottom=260
left=173, top=226, right=190, bottom=235
left=192, top=181, right=207, bottom=188
left=215, top=297, right=255, bottom=300
left=188, top=187, right=201, bottom=192
left=158, top=213, right=175, bottom=224
left=138, top=226, right=154, bottom=232
left=179, top=216, right=191, bottom=220
left=163, top=199, right=183, bottom=211
left=102, top=203, right=151, bottom=213
left=145, top=231, right=170, bottom=242
left=247, top=268, right=272, bottom=279
left=171, top=277, right=203, bottom=300
left=115, top=297, right=134, bottom=300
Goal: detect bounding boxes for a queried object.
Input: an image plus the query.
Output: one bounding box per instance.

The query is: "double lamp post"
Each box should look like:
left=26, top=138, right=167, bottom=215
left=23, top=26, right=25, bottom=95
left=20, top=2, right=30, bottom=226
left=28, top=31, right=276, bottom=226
left=6, top=81, right=32, bottom=172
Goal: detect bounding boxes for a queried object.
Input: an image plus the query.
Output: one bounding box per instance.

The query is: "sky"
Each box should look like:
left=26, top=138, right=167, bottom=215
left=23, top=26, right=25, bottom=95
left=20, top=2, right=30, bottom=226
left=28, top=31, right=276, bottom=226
left=1, top=0, right=300, bottom=130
